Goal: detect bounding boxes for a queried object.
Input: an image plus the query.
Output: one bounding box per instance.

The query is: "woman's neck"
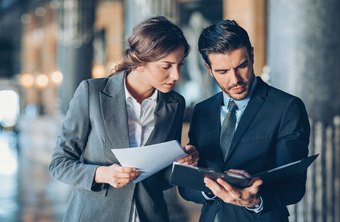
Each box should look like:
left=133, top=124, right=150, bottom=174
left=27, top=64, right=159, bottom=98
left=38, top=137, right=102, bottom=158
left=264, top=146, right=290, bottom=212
left=125, top=71, right=155, bottom=104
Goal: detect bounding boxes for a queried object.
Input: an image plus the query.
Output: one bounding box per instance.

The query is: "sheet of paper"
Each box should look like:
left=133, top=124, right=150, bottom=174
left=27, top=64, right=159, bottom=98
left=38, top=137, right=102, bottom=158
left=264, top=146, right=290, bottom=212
left=111, top=140, right=187, bottom=183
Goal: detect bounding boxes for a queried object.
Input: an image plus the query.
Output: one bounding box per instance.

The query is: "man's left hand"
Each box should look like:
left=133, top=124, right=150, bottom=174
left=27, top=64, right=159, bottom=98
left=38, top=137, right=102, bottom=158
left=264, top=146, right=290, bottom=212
left=204, top=171, right=263, bottom=208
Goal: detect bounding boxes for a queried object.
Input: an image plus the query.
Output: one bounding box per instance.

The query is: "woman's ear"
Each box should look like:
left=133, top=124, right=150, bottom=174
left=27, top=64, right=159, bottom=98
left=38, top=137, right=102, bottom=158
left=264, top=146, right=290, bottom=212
left=136, top=65, right=144, bottom=72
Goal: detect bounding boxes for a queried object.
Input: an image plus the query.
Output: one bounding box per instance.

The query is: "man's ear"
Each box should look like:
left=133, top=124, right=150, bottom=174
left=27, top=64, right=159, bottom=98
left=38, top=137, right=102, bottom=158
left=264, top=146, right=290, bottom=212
left=204, top=63, right=214, bottom=77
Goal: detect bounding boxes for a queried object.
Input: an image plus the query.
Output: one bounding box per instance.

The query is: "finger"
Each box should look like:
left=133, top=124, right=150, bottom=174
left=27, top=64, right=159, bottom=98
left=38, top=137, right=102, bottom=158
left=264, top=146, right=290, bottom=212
left=183, top=145, right=197, bottom=154
left=252, top=178, right=263, bottom=187
left=227, top=169, right=251, bottom=178
left=246, top=179, right=263, bottom=194
left=176, top=155, right=190, bottom=163
left=114, top=171, right=139, bottom=179
left=204, top=177, right=223, bottom=193
left=191, top=151, right=199, bottom=160
left=121, top=167, right=138, bottom=173
left=216, top=178, right=233, bottom=191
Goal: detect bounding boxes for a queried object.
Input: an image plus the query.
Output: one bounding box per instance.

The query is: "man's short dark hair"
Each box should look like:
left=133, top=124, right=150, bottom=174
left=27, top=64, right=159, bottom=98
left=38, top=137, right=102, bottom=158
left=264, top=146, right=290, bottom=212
left=198, top=20, right=253, bottom=66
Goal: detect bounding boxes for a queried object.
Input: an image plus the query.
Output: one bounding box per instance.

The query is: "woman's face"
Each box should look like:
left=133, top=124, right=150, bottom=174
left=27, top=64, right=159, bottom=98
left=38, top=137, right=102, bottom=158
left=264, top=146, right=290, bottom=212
left=139, top=46, right=185, bottom=93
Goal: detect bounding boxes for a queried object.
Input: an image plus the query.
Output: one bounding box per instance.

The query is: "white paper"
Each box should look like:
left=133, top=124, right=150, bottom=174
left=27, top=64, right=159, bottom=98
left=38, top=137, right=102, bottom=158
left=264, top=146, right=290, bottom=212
left=111, top=140, right=187, bottom=183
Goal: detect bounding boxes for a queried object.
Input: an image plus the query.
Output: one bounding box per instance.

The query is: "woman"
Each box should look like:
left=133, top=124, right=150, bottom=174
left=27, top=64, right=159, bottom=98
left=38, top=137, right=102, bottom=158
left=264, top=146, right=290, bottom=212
left=49, top=16, right=198, bottom=222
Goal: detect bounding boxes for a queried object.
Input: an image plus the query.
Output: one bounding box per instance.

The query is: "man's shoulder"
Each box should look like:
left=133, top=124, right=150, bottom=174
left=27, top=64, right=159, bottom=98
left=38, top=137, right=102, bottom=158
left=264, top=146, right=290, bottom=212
left=194, top=92, right=222, bottom=110
left=266, top=84, right=302, bottom=102
left=256, top=77, right=302, bottom=102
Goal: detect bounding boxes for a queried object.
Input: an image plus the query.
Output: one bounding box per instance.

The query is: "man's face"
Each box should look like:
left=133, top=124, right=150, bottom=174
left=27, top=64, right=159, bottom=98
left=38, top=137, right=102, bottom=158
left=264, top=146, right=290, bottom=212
left=206, top=47, right=255, bottom=100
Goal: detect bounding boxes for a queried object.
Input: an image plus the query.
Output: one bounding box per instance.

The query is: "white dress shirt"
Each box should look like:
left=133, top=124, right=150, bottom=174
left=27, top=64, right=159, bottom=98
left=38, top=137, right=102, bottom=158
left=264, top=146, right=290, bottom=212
left=124, top=79, right=158, bottom=222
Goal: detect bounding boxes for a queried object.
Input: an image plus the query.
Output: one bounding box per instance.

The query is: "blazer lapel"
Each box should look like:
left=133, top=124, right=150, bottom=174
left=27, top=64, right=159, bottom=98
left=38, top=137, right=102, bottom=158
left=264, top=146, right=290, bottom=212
left=145, top=92, right=178, bottom=145
left=225, top=77, right=268, bottom=163
left=100, top=73, right=130, bottom=149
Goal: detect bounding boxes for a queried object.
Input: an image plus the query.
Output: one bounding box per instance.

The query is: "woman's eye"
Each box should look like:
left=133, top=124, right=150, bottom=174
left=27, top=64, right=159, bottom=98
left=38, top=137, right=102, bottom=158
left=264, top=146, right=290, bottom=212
left=162, top=66, right=171, bottom=70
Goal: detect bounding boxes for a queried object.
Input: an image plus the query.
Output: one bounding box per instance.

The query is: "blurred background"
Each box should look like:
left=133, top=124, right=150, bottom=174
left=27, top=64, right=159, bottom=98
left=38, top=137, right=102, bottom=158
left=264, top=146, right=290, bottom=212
left=0, top=0, right=339, bottom=221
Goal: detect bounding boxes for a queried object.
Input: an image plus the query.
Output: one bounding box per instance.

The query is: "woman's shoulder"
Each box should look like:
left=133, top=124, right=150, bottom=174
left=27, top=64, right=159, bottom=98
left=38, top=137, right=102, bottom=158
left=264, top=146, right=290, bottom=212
left=162, top=90, right=185, bottom=106
left=84, top=73, right=124, bottom=90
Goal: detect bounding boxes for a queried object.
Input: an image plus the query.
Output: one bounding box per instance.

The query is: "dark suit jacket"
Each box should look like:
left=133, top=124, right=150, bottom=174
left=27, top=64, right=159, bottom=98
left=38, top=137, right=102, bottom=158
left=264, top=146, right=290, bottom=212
left=49, top=72, right=185, bottom=222
left=179, top=77, right=310, bottom=222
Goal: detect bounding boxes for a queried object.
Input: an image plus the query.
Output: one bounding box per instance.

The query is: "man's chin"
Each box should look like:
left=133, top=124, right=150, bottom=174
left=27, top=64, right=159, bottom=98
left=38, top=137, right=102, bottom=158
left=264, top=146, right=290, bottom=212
left=228, top=92, right=248, bottom=101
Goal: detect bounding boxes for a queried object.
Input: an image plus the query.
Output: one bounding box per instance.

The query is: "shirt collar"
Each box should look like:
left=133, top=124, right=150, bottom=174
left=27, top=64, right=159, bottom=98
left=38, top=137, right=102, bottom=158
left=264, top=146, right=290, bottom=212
left=222, top=77, right=257, bottom=109
left=124, top=77, right=158, bottom=102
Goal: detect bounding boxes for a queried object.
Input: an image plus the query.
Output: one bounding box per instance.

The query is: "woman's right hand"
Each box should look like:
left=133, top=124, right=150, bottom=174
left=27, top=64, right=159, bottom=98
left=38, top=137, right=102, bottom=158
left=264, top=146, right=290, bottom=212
left=95, top=164, right=140, bottom=188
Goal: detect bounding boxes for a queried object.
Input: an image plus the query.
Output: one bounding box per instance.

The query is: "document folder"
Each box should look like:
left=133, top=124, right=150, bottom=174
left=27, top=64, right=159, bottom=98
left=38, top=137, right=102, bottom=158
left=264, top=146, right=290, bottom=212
left=170, top=154, right=319, bottom=192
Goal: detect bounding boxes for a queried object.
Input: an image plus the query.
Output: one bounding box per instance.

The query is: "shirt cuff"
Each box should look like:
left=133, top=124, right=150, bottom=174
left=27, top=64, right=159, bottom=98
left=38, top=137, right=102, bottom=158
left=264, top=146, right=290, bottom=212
left=201, top=191, right=216, bottom=200
left=245, top=196, right=263, bottom=213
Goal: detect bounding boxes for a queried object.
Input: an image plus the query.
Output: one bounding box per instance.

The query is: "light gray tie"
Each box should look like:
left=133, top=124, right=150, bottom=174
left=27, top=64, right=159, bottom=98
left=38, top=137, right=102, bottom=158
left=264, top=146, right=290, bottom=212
left=220, top=100, right=238, bottom=161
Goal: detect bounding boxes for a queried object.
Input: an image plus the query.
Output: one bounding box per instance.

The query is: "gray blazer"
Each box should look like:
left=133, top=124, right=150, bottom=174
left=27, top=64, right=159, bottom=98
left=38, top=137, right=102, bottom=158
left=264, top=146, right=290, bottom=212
left=49, top=72, right=186, bottom=222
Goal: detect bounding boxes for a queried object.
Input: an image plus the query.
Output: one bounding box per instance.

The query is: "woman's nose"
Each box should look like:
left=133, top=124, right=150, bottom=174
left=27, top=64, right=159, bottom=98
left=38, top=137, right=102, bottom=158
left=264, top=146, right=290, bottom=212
left=170, top=68, right=180, bottom=81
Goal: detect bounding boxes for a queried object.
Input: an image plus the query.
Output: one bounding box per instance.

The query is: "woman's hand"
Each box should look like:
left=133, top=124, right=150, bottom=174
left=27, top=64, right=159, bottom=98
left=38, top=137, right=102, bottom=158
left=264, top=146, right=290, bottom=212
left=176, top=145, right=199, bottom=166
left=95, top=164, right=140, bottom=188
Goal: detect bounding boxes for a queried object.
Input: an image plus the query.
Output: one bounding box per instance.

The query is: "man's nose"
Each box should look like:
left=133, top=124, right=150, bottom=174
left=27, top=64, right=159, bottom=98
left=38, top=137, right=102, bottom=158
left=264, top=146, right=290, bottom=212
left=230, top=69, right=241, bottom=84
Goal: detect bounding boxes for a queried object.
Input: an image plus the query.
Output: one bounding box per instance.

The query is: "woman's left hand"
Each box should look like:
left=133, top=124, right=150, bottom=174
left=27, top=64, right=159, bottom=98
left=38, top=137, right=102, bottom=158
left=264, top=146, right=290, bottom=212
left=176, top=145, right=199, bottom=166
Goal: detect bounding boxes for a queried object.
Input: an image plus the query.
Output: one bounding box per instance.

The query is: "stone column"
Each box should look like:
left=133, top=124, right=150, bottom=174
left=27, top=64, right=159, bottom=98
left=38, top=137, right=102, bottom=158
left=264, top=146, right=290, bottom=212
left=268, top=2, right=340, bottom=222
left=124, top=0, right=175, bottom=38
left=57, top=0, right=95, bottom=113
left=267, top=0, right=340, bottom=123
left=223, top=0, right=266, bottom=76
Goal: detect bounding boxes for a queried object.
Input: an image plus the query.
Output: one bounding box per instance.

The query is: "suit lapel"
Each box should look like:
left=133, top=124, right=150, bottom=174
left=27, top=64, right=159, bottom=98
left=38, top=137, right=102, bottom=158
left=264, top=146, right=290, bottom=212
left=100, top=73, right=130, bottom=149
left=211, top=93, right=225, bottom=167
left=145, top=92, right=178, bottom=145
left=224, top=77, right=268, bottom=163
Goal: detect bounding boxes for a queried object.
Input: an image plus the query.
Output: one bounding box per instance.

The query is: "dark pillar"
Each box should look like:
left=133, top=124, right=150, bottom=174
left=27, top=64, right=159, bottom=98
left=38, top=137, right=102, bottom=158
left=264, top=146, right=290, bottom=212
left=57, top=0, right=95, bottom=113
left=267, top=0, right=340, bottom=123
left=267, top=2, right=340, bottom=222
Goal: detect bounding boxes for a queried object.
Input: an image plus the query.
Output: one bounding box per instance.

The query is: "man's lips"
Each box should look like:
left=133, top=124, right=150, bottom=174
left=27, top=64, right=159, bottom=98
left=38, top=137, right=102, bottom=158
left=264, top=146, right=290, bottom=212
left=228, top=84, right=245, bottom=92
left=229, top=84, right=246, bottom=94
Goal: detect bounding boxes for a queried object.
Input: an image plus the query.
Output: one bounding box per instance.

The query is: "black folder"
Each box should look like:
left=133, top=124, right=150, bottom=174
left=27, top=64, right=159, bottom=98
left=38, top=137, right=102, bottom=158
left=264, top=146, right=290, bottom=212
left=170, top=154, right=319, bottom=192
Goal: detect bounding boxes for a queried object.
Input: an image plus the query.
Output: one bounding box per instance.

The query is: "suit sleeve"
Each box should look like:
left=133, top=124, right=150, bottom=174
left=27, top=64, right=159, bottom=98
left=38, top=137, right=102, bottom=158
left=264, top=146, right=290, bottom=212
left=178, top=105, right=209, bottom=204
left=261, top=97, right=310, bottom=212
left=48, top=80, right=99, bottom=191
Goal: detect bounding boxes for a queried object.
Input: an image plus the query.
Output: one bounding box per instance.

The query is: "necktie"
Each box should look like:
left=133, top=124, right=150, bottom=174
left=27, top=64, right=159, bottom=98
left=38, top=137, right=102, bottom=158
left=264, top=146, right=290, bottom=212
left=220, top=100, right=238, bottom=160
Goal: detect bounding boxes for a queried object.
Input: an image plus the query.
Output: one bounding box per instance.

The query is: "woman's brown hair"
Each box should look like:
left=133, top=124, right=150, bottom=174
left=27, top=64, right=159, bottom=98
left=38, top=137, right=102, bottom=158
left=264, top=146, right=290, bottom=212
left=112, top=16, right=190, bottom=75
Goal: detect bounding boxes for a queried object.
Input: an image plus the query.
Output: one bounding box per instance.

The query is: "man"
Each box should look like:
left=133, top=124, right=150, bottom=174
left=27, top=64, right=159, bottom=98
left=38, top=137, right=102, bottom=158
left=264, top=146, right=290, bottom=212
left=179, top=20, right=310, bottom=222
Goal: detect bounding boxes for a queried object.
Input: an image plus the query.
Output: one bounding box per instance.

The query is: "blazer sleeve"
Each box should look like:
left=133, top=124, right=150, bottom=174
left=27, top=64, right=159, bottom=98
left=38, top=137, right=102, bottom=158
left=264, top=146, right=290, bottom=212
left=48, top=80, right=99, bottom=191
left=261, top=97, right=310, bottom=212
left=159, top=94, right=186, bottom=191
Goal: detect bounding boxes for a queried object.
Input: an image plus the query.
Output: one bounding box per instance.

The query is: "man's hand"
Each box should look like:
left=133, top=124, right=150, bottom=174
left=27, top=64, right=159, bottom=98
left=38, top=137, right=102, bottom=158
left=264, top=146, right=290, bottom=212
left=204, top=169, right=263, bottom=208
left=176, top=145, right=199, bottom=166
left=95, top=164, right=140, bottom=188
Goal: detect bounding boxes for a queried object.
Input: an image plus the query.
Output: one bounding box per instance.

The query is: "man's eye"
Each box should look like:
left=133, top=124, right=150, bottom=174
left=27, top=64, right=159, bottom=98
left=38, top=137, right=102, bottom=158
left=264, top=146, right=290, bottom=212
left=218, top=70, right=229, bottom=75
left=238, top=62, right=248, bottom=69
